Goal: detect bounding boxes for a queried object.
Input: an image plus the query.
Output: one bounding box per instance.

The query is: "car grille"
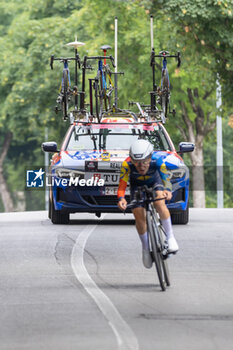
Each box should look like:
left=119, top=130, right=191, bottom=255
left=56, top=188, right=130, bottom=206
left=173, top=188, right=185, bottom=202
left=82, top=195, right=130, bottom=206
left=57, top=187, right=184, bottom=206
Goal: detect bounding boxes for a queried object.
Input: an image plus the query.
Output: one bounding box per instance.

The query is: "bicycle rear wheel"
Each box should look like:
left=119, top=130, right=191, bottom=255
left=62, top=69, right=69, bottom=120
left=161, top=71, right=169, bottom=119
left=147, top=210, right=167, bottom=291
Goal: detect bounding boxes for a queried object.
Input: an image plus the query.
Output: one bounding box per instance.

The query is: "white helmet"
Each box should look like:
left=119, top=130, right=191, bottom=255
left=129, top=139, right=153, bottom=161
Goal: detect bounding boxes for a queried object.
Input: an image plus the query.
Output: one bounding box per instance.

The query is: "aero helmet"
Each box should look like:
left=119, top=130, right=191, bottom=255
left=129, top=139, right=153, bottom=161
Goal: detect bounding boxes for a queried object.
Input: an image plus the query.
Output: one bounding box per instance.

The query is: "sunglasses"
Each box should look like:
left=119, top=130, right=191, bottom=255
left=132, top=157, right=151, bottom=166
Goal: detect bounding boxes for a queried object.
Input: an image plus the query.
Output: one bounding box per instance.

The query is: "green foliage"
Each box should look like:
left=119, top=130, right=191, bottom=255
left=0, top=0, right=233, bottom=210
left=161, top=0, right=233, bottom=105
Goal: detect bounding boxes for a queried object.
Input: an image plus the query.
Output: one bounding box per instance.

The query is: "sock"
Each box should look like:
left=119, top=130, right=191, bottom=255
left=161, top=217, right=174, bottom=240
left=139, top=232, right=150, bottom=250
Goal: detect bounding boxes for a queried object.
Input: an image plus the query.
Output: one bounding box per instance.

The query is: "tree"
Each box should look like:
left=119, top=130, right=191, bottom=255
left=1, top=0, right=232, bottom=211
left=0, top=132, right=14, bottom=211
left=0, top=0, right=87, bottom=210
left=163, top=0, right=233, bottom=104
left=0, top=0, right=158, bottom=211
left=145, top=0, right=233, bottom=207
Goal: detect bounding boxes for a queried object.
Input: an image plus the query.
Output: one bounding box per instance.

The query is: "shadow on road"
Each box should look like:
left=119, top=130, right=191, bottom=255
left=69, top=219, right=135, bottom=226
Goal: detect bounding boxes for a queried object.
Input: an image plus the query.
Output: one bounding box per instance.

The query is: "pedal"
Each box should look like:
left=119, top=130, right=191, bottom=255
left=162, top=249, right=169, bottom=259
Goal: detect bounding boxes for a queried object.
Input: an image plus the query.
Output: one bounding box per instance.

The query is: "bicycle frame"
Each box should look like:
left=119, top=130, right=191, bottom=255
left=128, top=187, right=168, bottom=260
left=161, top=57, right=170, bottom=90
left=61, top=60, right=71, bottom=90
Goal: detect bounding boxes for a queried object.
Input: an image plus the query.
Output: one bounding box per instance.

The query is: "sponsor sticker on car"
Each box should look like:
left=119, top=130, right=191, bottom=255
left=84, top=172, right=120, bottom=185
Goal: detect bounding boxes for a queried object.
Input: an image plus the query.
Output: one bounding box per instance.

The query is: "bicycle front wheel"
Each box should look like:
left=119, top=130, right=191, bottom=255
left=147, top=210, right=167, bottom=291
left=155, top=220, right=170, bottom=287
left=62, top=69, right=69, bottom=120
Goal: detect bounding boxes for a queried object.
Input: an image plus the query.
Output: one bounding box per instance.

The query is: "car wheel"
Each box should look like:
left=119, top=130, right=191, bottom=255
left=51, top=196, right=69, bottom=224
left=171, top=204, right=189, bottom=225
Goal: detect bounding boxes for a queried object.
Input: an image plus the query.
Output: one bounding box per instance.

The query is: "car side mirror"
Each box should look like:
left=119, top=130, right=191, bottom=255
left=41, top=142, right=59, bottom=153
left=178, top=142, right=195, bottom=154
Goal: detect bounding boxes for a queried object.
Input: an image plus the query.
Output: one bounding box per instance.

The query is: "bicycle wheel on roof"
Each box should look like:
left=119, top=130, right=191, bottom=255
left=161, top=70, right=170, bottom=119
left=62, top=69, right=69, bottom=120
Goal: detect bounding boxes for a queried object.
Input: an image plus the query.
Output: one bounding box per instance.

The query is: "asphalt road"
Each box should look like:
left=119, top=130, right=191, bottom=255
left=0, top=209, right=233, bottom=350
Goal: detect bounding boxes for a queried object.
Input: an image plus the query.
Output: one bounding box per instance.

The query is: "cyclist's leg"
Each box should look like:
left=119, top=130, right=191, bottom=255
left=132, top=206, right=146, bottom=235
left=132, top=206, right=152, bottom=268
left=130, top=186, right=147, bottom=235
left=154, top=190, right=170, bottom=220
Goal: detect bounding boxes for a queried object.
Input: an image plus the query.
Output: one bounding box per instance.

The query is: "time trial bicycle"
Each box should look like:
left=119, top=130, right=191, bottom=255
left=128, top=185, right=170, bottom=291
left=100, top=45, right=115, bottom=113
left=150, top=50, right=181, bottom=122
left=82, top=52, right=115, bottom=121
left=50, top=55, right=81, bottom=120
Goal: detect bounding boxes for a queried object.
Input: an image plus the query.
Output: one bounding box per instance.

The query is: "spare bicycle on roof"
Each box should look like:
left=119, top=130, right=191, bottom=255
left=49, top=16, right=181, bottom=125
left=129, top=16, right=181, bottom=124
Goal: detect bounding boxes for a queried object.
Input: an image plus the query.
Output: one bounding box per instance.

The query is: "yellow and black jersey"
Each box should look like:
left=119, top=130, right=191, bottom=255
left=117, top=156, right=172, bottom=199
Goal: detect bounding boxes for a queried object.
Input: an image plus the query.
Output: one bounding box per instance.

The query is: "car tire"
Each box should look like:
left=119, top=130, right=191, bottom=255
left=51, top=196, right=69, bottom=224
left=48, top=198, right=51, bottom=219
left=171, top=204, right=189, bottom=225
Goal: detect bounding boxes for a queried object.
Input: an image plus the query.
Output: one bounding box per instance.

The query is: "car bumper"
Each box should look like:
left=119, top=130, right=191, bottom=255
left=52, top=177, right=189, bottom=214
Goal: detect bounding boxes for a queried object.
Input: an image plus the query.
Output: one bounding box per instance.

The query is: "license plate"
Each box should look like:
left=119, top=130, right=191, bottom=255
left=105, top=187, right=130, bottom=196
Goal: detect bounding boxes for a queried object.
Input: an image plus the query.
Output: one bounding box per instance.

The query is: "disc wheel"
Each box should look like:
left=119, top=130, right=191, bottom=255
left=62, top=69, right=69, bottom=120
left=161, top=71, right=170, bottom=120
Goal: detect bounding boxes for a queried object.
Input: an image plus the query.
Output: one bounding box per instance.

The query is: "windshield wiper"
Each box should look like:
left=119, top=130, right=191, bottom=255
left=91, top=135, right=97, bottom=150
left=98, top=133, right=106, bottom=150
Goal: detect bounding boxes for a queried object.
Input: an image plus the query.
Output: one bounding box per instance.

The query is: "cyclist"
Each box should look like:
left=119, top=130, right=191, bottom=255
left=117, top=139, right=179, bottom=268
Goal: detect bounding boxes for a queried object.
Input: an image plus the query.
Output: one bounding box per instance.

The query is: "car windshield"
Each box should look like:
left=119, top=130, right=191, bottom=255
left=66, top=123, right=171, bottom=151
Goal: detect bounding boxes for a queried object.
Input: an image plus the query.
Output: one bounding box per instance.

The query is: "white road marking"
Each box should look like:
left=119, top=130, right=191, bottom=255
left=71, top=222, right=139, bottom=350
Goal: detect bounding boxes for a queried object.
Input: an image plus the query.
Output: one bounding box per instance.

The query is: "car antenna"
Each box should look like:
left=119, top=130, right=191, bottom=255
left=114, top=17, right=118, bottom=111
left=150, top=15, right=157, bottom=118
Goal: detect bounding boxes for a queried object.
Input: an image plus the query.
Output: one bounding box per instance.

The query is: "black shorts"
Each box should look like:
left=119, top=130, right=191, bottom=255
left=130, top=174, right=164, bottom=209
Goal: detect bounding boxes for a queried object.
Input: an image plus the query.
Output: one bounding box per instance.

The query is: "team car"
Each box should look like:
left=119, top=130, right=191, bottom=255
left=42, top=115, right=194, bottom=225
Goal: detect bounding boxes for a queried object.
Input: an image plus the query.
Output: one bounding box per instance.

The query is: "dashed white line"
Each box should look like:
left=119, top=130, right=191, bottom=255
left=71, top=222, right=139, bottom=350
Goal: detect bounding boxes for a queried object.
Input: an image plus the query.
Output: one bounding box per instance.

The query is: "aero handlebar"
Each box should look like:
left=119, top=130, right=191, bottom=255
left=151, top=50, right=181, bottom=68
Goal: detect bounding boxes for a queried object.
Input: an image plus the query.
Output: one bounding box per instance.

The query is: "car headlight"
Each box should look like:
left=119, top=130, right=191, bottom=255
left=169, top=168, right=186, bottom=180
left=55, top=168, right=85, bottom=179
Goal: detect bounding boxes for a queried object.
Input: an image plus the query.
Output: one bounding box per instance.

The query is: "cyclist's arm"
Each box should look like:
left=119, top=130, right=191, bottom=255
left=117, top=160, right=130, bottom=210
left=163, top=189, right=172, bottom=200
left=158, top=162, right=172, bottom=192
left=117, top=179, right=127, bottom=199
